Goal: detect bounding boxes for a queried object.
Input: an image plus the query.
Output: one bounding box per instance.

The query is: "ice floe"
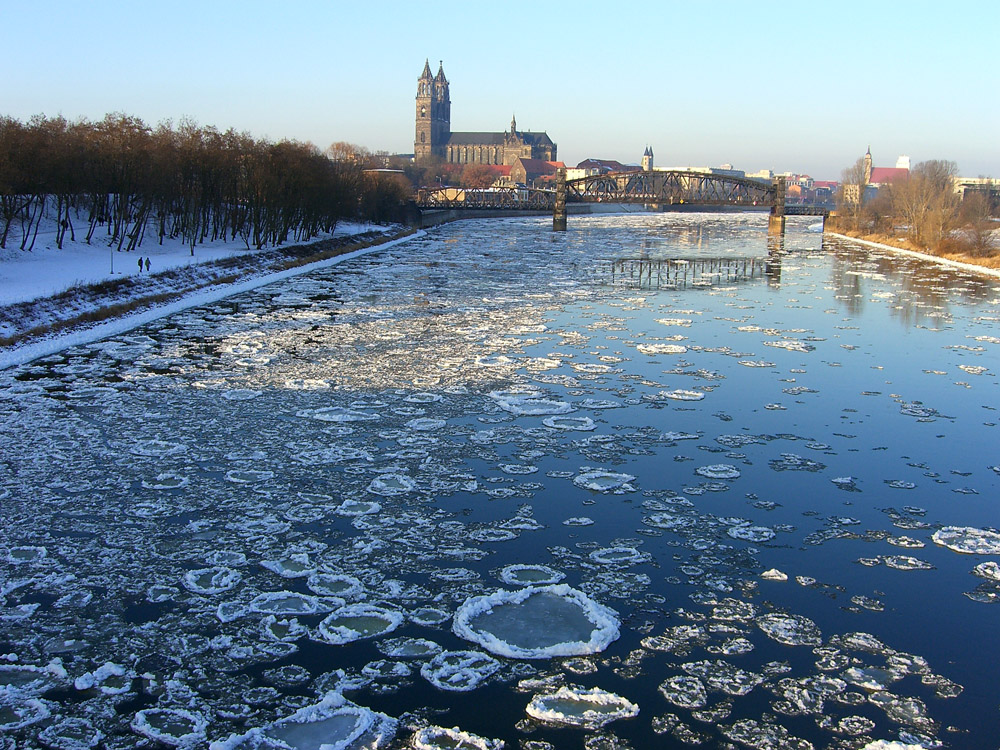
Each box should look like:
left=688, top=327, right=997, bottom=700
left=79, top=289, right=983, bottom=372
left=525, top=687, right=638, bottom=729
left=412, top=725, right=504, bottom=750
left=932, top=526, right=1000, bottom=554
left=453, top=585, right=620, bottom=658
left=318, top=604, right=404, bottom=644
left=420, top=651, right=500, bottom=692
left=211, top=691, right=395, bottom=749
left=132, top=707, right=207, bottom=747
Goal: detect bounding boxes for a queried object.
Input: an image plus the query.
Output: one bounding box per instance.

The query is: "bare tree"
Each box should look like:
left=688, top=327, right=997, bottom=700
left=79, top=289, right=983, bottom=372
left=836, top=157, right=868, bottom=231
left=885, top=160, right=959, bottom=248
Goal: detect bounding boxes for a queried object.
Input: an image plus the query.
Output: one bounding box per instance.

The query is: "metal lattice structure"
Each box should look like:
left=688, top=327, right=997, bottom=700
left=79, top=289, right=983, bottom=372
left=415, top=171, right=830, bottom=217
left=566, top=170, right=775, bottom=207
left=416, top=186, right=555, bottom=210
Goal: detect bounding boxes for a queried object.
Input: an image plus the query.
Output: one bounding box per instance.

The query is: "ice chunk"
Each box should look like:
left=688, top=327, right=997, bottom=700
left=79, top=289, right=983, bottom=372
left=658, top=675, right=707, bottom=708
left=542, top=416, right=596, bottom=431
left=130, top=439, right=187, bottom=456
left=378, top=637, right=443, bottom=659
left=131, top=707, right=207, bottom=747
left=368, top=473, right=416, bottom=496
left=489, top=389, right=575, bottom=416
left=757, top=613, right=822, bottom=647
left=318, top=604, right=404, bottom=644
left=210, top=691, right=396, bottom=750
left=307, top=573, right=364, bottom=599
left=297, top=406, right=380, bottom=422
left=420, top=650, right=500, bottom=692
left=761, top=569, right=788, bottom=581
left=588, top=547, right=650, bottom=566
left=637, top=343, right=688, bottom=355
left=7, top=546, right=47, bottom=564
left=727, top=525, right=776, bottom=543
left=0, top=693, right=51, bottom=730
left=932, top=526, right=1000, bottom=554
left=37, top=717, right=103, bottom=748
left=695, top=464, right=741, bottom=480
left=183, top=566, right=242, bottom=594
left=142, top=472, right=190, bottom=490
left=526, top=686, right=638, bottom=729
left=973, top=561, right=1000, bottom=581
left=412, top=725, right=504, bottom=750
left=573, top=471, right=637, bottom=494
left=498, top=564, right=564, bottom=586
left=249, top=591, right=329, bottom=616
left=74, top=662, right=134, bottom=695
left=0, top=663, right=67, bottom=696
left=453, top=585, right=620, bottom=659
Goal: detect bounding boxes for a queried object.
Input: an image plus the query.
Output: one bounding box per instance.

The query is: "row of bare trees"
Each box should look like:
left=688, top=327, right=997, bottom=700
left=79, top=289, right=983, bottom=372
left=0, top=114, right=410, bottom=253
left=837, top=158, right=997, bottom=256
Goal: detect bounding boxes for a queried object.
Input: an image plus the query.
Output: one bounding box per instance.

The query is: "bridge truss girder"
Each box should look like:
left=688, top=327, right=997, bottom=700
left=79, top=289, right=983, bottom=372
left=566, top=170, right=777, bottom=207
left=416, top=186, right=555, bottom=210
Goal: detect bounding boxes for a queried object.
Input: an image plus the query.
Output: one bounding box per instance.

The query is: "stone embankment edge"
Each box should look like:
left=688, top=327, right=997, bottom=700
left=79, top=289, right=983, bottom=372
left=0, top=229, right=426, bottom=371
left=826, top=231, right=1000, bottom=279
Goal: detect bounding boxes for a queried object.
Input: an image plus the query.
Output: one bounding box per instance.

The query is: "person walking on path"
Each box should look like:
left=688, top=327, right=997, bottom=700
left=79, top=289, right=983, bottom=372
left=137, top=257, right=143, bottom=273
left=144, top=257, right=151, bottom=272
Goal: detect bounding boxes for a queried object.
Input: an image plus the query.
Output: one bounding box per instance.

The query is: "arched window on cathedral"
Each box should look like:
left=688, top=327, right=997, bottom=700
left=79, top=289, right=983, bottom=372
left=420, top=133, right=425, bottom=143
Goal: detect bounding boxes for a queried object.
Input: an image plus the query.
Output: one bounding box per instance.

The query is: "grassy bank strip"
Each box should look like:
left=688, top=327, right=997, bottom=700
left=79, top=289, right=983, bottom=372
left=0, top=227, right=417, bottom=350
left=826, top=231, right=1000, bottom=279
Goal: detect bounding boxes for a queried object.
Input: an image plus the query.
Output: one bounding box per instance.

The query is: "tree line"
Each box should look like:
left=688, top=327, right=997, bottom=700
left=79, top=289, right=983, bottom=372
left=836, top=158, right=997, bottom=256
left=0, top=114, right=410, bottom=253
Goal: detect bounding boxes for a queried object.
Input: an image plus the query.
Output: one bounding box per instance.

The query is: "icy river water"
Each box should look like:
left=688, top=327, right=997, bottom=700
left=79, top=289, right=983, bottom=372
left=2, top=213, right=1000, bottom=750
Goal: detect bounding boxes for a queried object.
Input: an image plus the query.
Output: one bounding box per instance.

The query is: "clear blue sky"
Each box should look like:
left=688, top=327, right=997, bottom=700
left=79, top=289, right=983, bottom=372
left=3, top=0, right=998, bottom=180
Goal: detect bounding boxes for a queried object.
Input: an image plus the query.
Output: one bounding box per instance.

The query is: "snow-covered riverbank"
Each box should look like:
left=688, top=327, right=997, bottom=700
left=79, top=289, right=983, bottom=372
left=0, top=222, right=419, bottom=370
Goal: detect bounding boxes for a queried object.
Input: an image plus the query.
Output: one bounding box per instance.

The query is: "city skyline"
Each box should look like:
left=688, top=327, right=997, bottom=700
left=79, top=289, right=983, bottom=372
left=3, top=0, right=998, bottom=180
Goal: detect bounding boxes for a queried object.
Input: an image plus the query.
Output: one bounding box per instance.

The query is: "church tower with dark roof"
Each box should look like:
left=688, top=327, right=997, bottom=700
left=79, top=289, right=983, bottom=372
left=415, top=60, right=450, bottom=161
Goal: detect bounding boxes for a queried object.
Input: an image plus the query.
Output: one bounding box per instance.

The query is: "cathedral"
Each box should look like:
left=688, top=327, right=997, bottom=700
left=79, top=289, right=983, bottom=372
left=414, top=60, right=556, bottom=166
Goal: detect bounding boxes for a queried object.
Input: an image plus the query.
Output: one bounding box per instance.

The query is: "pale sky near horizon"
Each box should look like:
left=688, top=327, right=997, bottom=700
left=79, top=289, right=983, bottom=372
left=3, top=0, right=997, bottom=180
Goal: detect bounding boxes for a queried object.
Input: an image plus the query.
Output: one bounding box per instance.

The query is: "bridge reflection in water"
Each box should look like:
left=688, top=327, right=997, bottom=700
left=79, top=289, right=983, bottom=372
left=597, top=250, right=783, bottom=290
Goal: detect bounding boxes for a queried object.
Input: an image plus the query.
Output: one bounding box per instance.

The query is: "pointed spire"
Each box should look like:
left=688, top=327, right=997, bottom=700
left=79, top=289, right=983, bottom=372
left=510, top=114, right=517, bottom=134
left=420, top=58, right=433, bottom=79
left=435, top=60, right=447, bottom=82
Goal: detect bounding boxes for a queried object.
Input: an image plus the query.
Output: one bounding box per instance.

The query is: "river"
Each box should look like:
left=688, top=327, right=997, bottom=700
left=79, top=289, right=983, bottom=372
left=1, top=213, right=998, bottom=749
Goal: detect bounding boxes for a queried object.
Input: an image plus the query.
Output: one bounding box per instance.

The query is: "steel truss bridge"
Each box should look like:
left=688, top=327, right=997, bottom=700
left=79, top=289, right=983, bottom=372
left=415, top=170, right=829, bottom=217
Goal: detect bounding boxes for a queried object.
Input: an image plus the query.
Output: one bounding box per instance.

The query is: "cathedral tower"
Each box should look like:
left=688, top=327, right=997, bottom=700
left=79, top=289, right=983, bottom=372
left=415, top=60, right=450, bottom=161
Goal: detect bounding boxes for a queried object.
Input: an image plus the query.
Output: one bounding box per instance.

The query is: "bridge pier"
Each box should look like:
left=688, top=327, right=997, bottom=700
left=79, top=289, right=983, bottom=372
left=768, top=175, right=786, bottom=237
left=553, top=167, right=567, bottom=231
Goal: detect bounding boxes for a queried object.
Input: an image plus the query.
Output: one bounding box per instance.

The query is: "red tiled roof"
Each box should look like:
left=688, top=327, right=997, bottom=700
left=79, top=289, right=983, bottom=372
left=869, top=167, right=908, bottom=185
left=515, top=159, right=564, bottom=175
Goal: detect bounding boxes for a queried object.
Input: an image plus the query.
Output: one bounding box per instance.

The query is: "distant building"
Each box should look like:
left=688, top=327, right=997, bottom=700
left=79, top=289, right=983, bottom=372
left=641, top=146, right=654, bottom=172
left=509, top=158, right=565, bottom=188
left=414, top=60, right=556, bottom=166
left=576, top=158, right=632, bottom=173
left=869, top=166, right=909, bottom=187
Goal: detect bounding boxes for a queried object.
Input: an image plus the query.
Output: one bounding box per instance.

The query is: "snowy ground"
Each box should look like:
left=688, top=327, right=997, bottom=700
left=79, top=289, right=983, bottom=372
left=0, top=218, right=415, bottom=370
left=0, top=220, right=383, bottom=305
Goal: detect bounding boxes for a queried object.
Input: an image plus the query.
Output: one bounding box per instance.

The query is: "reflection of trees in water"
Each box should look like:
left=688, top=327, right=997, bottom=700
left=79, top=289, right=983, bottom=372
left=825, top=236, right=997, bottom=327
